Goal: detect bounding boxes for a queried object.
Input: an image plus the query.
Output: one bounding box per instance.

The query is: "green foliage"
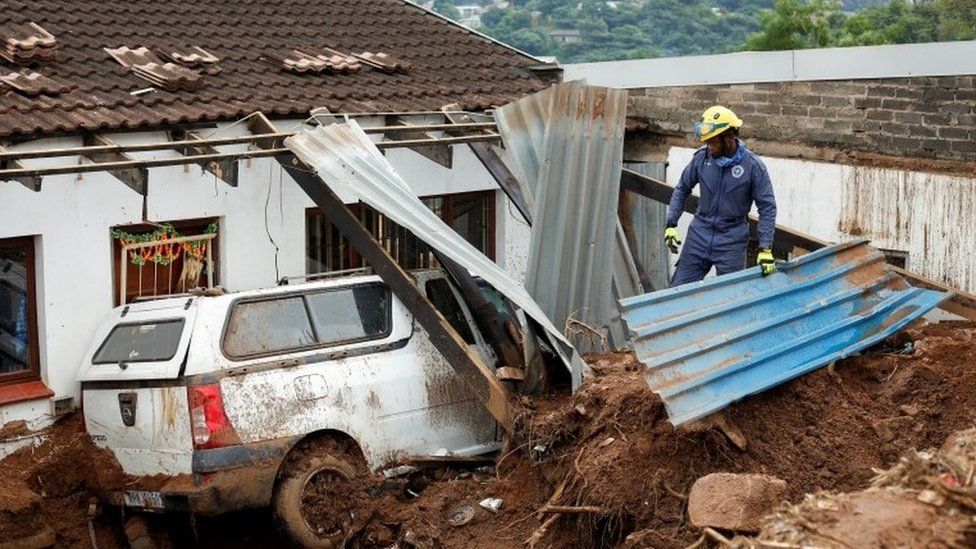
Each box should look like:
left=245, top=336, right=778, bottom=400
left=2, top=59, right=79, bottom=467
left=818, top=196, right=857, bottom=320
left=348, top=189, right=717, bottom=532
left=467, top=0, right=975, bottom=62
left=744, top=0, right=844, bottom=51
left=478, top=0, right=777, bottom=62
left=744, top=0, right=976, bottom=50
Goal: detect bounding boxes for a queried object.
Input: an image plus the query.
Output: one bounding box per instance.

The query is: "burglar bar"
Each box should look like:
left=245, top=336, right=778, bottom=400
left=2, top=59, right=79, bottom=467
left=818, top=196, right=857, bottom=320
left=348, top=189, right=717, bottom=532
left=119, top=233, right=216, bottom=305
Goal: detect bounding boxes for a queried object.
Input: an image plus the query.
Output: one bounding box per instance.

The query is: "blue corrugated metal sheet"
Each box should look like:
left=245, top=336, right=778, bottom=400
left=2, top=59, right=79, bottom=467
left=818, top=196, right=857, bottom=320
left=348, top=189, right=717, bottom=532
left=619, top=241, right=951, bottom=426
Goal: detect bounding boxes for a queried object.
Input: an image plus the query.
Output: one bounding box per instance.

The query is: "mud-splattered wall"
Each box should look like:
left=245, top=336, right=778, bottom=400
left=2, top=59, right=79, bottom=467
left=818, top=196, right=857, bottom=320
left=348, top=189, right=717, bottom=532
left=667, top=147, right=976, bottom=293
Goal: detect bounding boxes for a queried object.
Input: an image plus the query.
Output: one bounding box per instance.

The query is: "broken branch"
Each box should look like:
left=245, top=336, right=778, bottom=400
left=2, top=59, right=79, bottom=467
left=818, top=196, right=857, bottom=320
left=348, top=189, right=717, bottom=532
left=538, top=505, right=606, bottom=515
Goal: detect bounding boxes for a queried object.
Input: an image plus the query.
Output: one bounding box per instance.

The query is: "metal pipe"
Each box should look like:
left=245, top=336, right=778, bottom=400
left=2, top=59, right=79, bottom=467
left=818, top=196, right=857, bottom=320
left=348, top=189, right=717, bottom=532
left=0, top=134, right=501, bottom=179
left=0, top=123, right=497, bottom=162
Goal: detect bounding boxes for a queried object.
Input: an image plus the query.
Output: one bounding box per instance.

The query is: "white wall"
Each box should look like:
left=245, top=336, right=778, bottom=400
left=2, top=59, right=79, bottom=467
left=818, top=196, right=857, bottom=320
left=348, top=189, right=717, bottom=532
left=0, top=121, right=526, bottom=429
left=563, top=40, right=976, bottom=89
left=666, top=146, right=976, bottom=293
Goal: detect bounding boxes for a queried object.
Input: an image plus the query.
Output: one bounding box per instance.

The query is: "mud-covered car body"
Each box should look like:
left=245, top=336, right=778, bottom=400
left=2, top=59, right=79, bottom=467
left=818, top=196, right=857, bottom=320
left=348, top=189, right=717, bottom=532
left=78, top=270, right=499, bottom=514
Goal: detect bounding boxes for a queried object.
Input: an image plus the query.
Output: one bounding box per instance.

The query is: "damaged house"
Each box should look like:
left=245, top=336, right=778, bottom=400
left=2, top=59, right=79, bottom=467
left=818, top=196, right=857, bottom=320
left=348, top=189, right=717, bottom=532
left=0, top=0, right=560, bottom=443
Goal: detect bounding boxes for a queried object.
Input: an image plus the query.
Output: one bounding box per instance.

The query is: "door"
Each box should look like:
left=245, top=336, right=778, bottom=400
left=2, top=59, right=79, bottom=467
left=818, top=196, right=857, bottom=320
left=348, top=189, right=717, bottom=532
left=79, top=299, right=198, bottom=475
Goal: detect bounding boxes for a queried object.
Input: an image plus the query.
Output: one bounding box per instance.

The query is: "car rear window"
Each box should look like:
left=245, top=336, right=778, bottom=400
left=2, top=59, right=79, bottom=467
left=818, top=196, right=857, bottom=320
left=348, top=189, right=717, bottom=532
left=223, top=284, right=392, bottom=359
left=92, top=319, right=185, bottom=364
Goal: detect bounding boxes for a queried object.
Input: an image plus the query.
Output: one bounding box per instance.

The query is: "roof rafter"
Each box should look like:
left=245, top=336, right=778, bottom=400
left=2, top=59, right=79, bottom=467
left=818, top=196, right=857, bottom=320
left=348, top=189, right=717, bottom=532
left=81, top=134, right=147, bottom=194
left=384, top=115, right=452, bottom=169
left=168, top=129, right=238, bottom=187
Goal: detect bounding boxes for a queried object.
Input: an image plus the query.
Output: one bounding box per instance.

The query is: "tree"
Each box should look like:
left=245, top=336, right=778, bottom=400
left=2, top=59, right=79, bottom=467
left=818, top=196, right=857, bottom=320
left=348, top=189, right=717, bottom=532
left=744, top=0, right=843, bottom=50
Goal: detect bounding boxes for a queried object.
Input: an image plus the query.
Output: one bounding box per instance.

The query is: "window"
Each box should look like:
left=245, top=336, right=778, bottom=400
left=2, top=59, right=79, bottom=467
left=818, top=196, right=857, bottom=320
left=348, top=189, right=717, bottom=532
left=0, top=237, right=39, bottom=382
left=92, top=320, right=185, bottom=365
left=306, top=191, right=495, bottom=274
left=112, top=218, right=219, bottom=305
left=223, top=284, right=392, bottom=359
left=425, top=278, right=475, bottom=344
left=306, top=285, right=391, bottom=345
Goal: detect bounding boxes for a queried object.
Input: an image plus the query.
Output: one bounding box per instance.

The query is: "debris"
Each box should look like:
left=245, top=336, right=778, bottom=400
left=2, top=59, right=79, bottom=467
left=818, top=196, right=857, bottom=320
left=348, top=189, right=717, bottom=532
left=382, top=465, right=420, bottom=478
left=620, top=240, right=950, bottom=426
left=446, top=505, right=475, bottom=527
left=479, top=498, right=503, bottom=513
left=538, top=505, right=606, bottom=514
left=687, top=473, right=788, bottom=533
left=899, top=403, right=921, bottom=417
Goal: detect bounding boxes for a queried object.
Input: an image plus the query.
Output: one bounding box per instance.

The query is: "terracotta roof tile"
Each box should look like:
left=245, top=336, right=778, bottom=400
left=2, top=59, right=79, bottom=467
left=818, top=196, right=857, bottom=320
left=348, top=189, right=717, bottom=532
left=0, top=0, right=552, bottom=139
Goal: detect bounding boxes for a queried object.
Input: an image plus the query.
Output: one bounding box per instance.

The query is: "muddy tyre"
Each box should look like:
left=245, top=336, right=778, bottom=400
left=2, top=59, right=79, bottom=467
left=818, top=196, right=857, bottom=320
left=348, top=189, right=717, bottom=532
left=273, top=438, right=367, bottom=548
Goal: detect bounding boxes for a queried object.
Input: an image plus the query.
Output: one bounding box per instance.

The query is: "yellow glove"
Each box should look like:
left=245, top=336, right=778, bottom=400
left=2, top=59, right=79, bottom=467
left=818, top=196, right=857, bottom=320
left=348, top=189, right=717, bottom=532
left=757, top=248, right=776, bottom=276
left=664, top=226, right=681, bottom=254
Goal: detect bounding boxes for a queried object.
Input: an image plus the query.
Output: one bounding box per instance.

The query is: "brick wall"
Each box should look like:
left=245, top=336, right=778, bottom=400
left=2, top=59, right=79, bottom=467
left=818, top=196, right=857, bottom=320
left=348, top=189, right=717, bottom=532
left=627, top=76, right=976, bottom=163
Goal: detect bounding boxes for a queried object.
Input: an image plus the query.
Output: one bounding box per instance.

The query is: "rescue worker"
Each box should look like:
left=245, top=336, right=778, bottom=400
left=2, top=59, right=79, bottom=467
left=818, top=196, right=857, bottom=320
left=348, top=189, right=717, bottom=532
left=664, top=106, right=777, bottom=286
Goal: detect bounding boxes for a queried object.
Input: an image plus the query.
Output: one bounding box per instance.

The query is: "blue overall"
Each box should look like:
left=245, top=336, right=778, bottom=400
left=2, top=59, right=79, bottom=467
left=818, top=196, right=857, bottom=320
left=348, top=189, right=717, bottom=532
left=667, top=140, right=776, bottom=287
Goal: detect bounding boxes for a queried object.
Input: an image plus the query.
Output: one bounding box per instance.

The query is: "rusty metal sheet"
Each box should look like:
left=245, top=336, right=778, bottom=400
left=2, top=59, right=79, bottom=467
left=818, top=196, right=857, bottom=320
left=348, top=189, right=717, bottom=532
left=619, top=240, right=951, bottom=426
left=284, top=121, right=585, bottom=388
left=495, top=81, right=630, bottom=350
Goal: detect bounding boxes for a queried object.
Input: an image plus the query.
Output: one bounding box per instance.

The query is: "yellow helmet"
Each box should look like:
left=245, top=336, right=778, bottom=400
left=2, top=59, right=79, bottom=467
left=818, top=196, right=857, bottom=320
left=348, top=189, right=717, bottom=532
left=695, top=105, right=743, bottom=142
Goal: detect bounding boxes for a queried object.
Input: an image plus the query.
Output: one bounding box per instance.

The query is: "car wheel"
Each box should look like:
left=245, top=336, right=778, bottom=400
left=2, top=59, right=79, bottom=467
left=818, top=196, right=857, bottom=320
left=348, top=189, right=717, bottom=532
left=272, top=438, right=367, bottom=548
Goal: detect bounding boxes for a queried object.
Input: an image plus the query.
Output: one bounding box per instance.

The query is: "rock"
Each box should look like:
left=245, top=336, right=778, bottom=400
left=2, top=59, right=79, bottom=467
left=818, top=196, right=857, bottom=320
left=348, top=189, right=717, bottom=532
left=687, top=473, right=788, bottom=533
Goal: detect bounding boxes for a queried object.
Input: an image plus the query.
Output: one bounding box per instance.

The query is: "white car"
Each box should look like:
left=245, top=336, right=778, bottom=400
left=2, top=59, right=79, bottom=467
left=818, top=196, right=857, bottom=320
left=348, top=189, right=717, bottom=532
left=79, top=270, right=501, bottom=546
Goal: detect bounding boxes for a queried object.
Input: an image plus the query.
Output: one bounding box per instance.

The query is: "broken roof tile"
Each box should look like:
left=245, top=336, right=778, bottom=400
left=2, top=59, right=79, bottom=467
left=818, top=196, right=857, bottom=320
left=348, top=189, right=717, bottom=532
left=0, top=0, right=551, bottom=139
left=353, top=51, right=412, bottom=74
left=1, top=22, right=58, bottom=64
left=0, top=69, right=71, bottom=96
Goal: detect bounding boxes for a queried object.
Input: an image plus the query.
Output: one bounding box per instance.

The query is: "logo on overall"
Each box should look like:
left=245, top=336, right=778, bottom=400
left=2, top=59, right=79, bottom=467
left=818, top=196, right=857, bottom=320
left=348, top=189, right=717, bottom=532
left=731, top=165, right=745, bottom=178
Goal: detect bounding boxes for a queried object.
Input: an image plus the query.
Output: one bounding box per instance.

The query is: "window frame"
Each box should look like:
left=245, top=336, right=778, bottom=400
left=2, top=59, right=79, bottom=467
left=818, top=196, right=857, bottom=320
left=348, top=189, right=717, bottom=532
left=0, top=236, right=40, bottom=385
left=220, top=283, right=394, bottom=361
left=304, top=190, right=497, bottom=275
left=91, top=318, right=186, bottom=365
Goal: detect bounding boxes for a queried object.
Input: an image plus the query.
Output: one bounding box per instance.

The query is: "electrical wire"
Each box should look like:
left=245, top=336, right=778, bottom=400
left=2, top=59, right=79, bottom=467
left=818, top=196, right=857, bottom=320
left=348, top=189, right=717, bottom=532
left=265, top=160, right=280, bottom=282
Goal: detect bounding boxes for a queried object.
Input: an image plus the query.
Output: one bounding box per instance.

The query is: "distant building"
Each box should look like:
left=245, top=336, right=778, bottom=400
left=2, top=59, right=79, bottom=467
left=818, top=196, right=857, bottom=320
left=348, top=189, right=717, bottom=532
left=549, top=29, right=582, bottom=44
left=457, top=5, right=484, bottom=27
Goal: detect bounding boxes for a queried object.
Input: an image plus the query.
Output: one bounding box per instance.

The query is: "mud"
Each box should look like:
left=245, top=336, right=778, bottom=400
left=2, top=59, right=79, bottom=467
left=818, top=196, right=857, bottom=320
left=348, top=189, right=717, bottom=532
left=2, top=322, right=975, bottom=548
left=305, top=322, right=976, bottom=548
left=0, top=415, right=128, bottom=548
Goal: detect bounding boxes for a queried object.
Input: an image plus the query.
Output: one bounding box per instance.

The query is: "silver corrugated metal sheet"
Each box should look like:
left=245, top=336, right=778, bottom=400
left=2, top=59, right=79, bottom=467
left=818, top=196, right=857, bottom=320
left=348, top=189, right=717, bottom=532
left=284, top=122, right=586, bottom=387
left=494, top=81, right=631, bottom=350
left=622, top=161, right=671, bottom=291
left=619, top=240, right=951, bottom=426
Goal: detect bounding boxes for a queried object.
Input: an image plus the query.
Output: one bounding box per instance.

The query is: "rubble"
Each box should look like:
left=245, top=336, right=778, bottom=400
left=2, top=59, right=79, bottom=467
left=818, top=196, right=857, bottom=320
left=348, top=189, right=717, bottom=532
left=687, top=473, right=787, bottom=533
left=745, top=427, right=976, bottom=548
left=1, top=323, right=975, bottom=547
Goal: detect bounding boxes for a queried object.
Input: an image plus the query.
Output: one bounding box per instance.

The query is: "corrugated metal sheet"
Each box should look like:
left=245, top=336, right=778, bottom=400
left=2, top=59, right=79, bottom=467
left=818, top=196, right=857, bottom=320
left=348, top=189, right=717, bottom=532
left=622, top=161, right=670, bottom=291
left=494, top=82, right=631, bottom=349
left=619, top=240, right=951, bottom=426
left=284, top=121, right=586, bottom=387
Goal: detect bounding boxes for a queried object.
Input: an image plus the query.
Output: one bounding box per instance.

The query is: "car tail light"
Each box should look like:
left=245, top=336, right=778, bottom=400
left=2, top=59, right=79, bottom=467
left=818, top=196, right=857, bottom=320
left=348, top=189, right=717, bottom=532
left=188, top=384, right=240, bottom=450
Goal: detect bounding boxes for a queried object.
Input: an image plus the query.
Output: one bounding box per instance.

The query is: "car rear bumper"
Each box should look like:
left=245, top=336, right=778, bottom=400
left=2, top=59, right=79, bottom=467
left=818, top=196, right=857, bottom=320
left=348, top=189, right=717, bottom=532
left=111, top=436, right=299, bottom=516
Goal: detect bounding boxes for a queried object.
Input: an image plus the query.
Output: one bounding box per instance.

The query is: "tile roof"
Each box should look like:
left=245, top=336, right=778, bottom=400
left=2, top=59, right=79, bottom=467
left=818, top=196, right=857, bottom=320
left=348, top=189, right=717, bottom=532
left=0, top=0, right=552, bottom=140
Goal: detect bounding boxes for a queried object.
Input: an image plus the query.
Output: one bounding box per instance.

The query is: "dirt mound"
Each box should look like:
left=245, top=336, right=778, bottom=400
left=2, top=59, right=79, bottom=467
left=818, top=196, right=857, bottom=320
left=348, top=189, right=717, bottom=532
left=749, top=427, right=976, bottom=548
left=321, top=323, right=976, bottom=548
left=0, top=414, right=128, bottom=548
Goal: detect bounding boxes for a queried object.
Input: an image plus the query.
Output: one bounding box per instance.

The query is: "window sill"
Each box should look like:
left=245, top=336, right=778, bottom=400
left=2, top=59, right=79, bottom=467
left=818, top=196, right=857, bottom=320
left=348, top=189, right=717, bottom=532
left=0, top=380, right=54, bottom=406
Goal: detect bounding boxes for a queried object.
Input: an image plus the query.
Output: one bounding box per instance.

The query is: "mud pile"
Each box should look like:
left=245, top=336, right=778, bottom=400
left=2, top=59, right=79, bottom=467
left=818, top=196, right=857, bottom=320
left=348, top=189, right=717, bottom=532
left=316, top=322, right=976, bottom=548
left=0, top=415, right=128, bottom=548
left=1, top=323, right=974, bottom=548
left=747, top=427, right=976, bottom=547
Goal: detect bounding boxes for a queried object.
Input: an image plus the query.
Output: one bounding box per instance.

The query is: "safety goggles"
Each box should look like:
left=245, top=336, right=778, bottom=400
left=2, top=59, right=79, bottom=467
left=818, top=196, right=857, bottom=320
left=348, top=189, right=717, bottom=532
left=694, top=120, right=730, bottom=140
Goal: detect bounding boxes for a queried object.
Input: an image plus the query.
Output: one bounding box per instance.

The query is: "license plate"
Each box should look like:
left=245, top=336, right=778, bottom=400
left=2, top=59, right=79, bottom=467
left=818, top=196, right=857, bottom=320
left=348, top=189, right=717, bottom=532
left=123, top=490, right=166, bottom=509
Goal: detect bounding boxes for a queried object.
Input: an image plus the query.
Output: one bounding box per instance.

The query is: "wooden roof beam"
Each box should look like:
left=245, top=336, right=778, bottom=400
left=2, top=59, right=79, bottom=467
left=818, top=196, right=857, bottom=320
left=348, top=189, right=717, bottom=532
left=168, top=129, right=238, bottom=187
left=0, top=145, right=41, bottom=192
left=81, top=134, right=147, bottom=194
left=384, top=115, right=453, bottom=169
